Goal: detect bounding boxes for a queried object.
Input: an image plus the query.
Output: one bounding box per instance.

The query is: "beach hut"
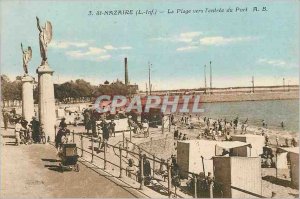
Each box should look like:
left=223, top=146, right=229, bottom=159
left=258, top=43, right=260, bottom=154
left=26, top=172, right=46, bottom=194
left=231, top=134, right=265, bottom=157
left=177, top=140, right=251, bottom=178
left=277, top=147, right=299, bottom=187
left=213, top=156, right=262, bottom=198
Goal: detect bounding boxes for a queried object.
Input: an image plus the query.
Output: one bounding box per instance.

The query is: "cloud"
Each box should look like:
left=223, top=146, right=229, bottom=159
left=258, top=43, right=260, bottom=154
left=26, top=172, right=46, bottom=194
left=50, top=40, right=131, bottom=62
left=257, top=58, right=298, bottom=69
left=104, top=45, right=132, bottom=50
left=152, top=31, right=203, bottom=43
left=66, top=47, right=110, bottom=62
left=176, top=46, right=198, bottom=51
left=49, top=40, right=89, bottom=49
left=199, top=36, right=256, bottom=46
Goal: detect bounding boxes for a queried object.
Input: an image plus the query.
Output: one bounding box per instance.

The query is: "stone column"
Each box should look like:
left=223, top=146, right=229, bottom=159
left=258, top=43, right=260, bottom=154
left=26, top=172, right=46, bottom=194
left=22, top=75, right=34, bottom=122
left=37, top=63, right=56, bottom=142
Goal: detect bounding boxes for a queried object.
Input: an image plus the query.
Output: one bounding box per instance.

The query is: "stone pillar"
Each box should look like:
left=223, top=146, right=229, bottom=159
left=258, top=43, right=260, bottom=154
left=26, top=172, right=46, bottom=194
left=22, top=75, right=34, bottom=122
left=37, top=63, right=56, bottom=142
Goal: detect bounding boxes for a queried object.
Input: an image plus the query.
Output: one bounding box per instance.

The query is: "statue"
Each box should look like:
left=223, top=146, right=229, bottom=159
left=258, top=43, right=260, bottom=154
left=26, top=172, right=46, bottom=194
left=21, top=43, right=32, bottom=75
left=36, top=16, right=52, bottom=65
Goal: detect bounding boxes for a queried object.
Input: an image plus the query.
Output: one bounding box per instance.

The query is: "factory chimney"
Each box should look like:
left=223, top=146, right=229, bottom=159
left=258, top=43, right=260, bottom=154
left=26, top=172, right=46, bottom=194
left=124, top=57, right=129, bottom=85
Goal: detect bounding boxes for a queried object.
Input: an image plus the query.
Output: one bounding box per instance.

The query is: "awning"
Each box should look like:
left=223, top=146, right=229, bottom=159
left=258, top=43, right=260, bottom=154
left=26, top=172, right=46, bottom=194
left=216, top=141, right=252, bottom=149
left=278, top=147, right=299, bottom=154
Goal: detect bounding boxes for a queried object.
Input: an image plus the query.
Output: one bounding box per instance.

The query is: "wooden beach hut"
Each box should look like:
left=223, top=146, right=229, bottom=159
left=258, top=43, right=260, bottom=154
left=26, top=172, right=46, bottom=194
left=177, top=140, right=251, bottom=178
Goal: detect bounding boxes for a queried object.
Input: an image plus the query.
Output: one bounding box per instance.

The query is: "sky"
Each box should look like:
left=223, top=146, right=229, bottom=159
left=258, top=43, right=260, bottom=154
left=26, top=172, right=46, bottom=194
left=1, top=0, right=299, bottom=90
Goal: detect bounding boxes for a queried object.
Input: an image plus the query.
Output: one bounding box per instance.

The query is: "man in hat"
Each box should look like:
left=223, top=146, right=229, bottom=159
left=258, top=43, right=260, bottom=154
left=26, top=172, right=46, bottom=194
left=14, top=119, right=23, bottom=145
left=100, top=120, right=110, bottom=149
left=59, top=117, right=67, bottom=129
left=109, top=119, right=116, bottom=137
left=30, top=116, right=40, bottom=143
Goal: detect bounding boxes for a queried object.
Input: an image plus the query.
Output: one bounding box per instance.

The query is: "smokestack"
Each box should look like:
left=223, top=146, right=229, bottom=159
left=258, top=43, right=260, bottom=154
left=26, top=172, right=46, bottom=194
left=124, top=57, right=128, bottom=85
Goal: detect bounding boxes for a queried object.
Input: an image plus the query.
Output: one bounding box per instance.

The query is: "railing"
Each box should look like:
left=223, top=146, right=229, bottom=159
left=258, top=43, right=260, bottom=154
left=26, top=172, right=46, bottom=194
left=70, top=131, right=182, bottom=198
left=68, top=131, right=266, bottom=198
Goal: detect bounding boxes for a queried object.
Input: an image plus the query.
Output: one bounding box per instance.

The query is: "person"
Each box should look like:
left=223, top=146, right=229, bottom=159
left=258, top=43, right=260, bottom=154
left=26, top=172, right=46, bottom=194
left=126, top=158, right=136, bottom=179
left=173, top=125, right=178, bottom=139
left=20, top=118, right=30, bottom=144
left=178, top=132, right=182, bottom=140
left=281, top=121, right=284, bottom=129
left=285, top=138, right=289, bottom=147
left=276, top=137, right=279, bottom=146
left=265, top=135, right=269, bottom=146
left=84, top=109, right=91, bottom=134
left=225, top=132, right=231, bottom=141
left=109, top=119, right=116, bottom=137
left=59, top=118, right=67, bottom=129
left=100, top=121, right=110, bottom=149
left=30, top=117, right=40, bottom=143
left=171, top=114, right=174, bottom=124
left=171, top=155, right=177, bottom=165
left=139, top=154, right=151, bottom=185
left=55, top=126, right=67, bottom=149
left=14, top=119, right=23, bottom=145
left=182, top=134, right=187, bottom=140
left=262, top=120, right=266, bottom=127
left=3, top=110, right=9, bottom=130
left=159, top=159, right=168, bottom=181
left=142, top=119, right=149, bottom=138
left=91, top=115, right=97, bottom=137
left=291, top=138, right=297, bottom=147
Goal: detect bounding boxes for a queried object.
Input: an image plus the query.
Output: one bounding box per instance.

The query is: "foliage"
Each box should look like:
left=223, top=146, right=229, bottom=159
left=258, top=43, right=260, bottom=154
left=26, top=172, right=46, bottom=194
left=1, top=75, right=138, bottom=102
left=1, top=75, right=22, bottom=100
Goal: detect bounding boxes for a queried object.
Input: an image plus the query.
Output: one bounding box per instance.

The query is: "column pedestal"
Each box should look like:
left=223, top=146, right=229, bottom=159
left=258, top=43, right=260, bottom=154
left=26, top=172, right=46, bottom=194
left=21, top=75, right=34, bottom=122
left=37, top=63, right=56, bottom=142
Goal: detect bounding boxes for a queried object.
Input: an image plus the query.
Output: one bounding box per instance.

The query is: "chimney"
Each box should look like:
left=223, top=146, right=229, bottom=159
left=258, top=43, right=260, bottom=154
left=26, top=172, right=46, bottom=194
left=124, top=57, right=128, bottom=85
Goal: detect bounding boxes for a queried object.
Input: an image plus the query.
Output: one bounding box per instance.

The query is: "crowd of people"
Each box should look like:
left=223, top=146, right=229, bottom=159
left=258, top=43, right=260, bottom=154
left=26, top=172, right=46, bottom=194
left=13, top=116, right=42, bottom=145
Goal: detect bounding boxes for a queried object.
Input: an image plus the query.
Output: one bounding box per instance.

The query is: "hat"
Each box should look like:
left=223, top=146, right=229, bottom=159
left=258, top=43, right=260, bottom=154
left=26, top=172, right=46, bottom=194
left=128, top=115, right=132, bottom=118
left=32, top=116, right=36, bottom=119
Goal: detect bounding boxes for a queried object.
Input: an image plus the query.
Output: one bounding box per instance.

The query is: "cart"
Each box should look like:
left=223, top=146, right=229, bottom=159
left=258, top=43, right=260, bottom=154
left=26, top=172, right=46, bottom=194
left=59, top=143, right=80, bottom=172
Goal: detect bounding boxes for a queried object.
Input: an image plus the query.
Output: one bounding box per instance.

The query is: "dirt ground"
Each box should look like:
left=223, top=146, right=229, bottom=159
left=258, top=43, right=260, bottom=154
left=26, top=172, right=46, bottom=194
left=0, top=130, right=137, bottom=198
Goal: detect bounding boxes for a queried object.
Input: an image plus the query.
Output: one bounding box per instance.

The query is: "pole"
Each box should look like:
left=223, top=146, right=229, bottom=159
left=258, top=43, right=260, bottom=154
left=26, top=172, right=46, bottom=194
left=276, top=148, right=278, bottom=179
left=204, top=64, right=207, bottom=94
left=104, top=140, right=107, bottom=170
left=252, top=76, right=255, bottom=93
left=201, top=156, right=205, bottom=176
left=125, top=138, right=129, bottom=157
left=283, top=78, right=285, bottom=92
left=147, top=122, right=149, bottom=137
left=119, top=144, right=123, bottom=178
left=209, top=61, right=212, bottom=94
left=72, top=130, right=75, bottom=142
left=54, top=125, right=57, bottom=138
left=139, top=150, right=144, bottom=190
left=169, top=115, right=171, bottom=132
left=209, top=182, right=213, bottom=198
left=129, top=126, right=132, bottom=142
left=194, top=174, right=198, bottom=198
left=152, top=154, right=155, bottom=177
left=148, top=62, right=152, bottom=95
left=80, top=134, right=84, bottom=157
left=91, top=137, right=94, bottom=163
left=167, top=160, right=172, bottom=198
left=162, top=117, right=165, bottom=134
left=122, top=131, right=125, bottom=148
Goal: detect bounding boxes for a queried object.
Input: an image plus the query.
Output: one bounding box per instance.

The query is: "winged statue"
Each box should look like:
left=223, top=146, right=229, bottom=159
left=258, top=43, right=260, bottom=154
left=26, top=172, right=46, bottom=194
left=21, top=43, right=32, bottom=75
left=36, top=16, right=52, bottom=65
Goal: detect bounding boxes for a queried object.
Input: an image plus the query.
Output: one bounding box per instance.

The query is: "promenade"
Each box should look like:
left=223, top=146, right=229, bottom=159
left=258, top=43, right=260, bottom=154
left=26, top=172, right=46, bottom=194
left=1, top=128, right=142, bottom=198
